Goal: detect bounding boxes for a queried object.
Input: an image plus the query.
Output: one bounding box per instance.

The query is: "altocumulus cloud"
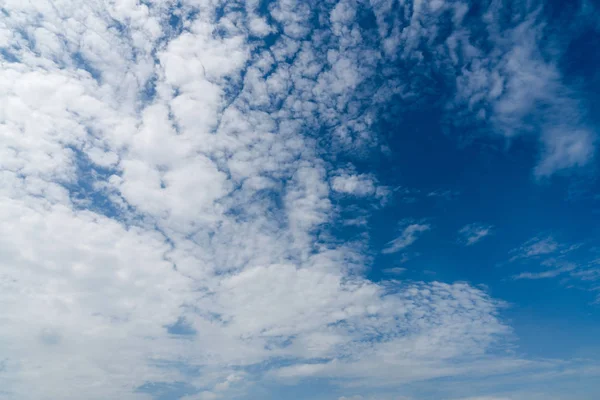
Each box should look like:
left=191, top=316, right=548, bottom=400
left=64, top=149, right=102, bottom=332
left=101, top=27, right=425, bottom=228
left=0, top=0, right=598, bottom=400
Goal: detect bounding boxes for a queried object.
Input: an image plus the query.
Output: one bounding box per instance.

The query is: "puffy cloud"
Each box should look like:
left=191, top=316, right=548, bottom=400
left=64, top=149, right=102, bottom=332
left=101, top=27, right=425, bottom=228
left=330, top=170, right=390, bottom=204
left=332, top=173, right=378, bottom=197
left=0, top=0, right=597, bottom=399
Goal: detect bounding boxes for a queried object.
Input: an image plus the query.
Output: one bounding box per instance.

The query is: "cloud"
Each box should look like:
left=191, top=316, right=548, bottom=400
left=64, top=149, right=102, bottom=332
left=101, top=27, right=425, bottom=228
left=513, top=262, right=577, bottom=280
left=571, top=267, right=600, bottom=282
left=507, top=239, right=600, bottom=304
left=0, top=1, right=517, bottom=398
left=509, top=236, right=560, bottom=262
left=383, top=267, right=407, bottom=275
left=427, top=189, right=460, bottom=200
left=0, top=0, right=598, bottom=399
left=331, top=171, right=388, bottom=201
left=439, top=0, right=598, bottom=176
left=459, top=223, right=494, bottom=246
left=535, top=129, right=596, bottom=177
left=382, top=223, right=431, bottom=254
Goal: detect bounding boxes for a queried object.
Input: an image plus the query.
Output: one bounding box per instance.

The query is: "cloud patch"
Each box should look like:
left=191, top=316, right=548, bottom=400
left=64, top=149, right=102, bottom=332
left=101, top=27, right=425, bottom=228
left=383, top=222, right=431, bottom=254
left=0, top=0, right=599, bottom=399
left=459, top=223, right=494, bottom=246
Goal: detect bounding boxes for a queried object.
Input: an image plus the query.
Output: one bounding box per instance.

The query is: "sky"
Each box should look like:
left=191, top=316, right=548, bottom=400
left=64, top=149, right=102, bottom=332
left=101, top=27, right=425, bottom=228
left=0, top=0, right=599, bottom=399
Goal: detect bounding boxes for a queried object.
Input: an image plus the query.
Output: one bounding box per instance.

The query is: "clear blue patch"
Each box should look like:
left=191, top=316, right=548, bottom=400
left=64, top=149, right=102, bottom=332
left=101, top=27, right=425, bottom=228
left=136, top=381, right=197, bottom=400
left=72, top=52, right=102, bottom=82
left=139, top=75, right=158, bottom=106
left=236, top=356, right=331, bottom=376
left=63, top=146, right=122, bottom=219
left=0, top=48, right=19, bottom=63
left=165, top=317, right=197, bottom=336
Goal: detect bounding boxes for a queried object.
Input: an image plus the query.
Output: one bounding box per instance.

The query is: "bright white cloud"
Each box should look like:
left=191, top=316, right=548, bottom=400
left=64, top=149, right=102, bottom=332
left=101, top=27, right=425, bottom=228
left=0, top=1, right=513, bottom=398
left=332, top=173, right=378, bottom=197
left=0, top=0, right=596, bottom=399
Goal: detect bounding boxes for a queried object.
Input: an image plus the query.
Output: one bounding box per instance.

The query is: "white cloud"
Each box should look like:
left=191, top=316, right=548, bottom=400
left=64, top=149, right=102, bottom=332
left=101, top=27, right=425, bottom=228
left=459, top=223, right=494, bottom=246
left=383, top=223, right=431, bottom=254
left=535, top=128, right=596, bottom=177
left=0, top=0, right=597, bottom=399
left=0, top=1, right=513, bottom=398
left=332, top=173, right=378, bottom=197
left=513, top=262, right=576, bottom=280
left=439, top=0, right=598, bottom=176
left=509, top=236, right=559, bottom=262
left=383, top=267, right=407, bottom=275
left=571, top=267, right=600, bottom=282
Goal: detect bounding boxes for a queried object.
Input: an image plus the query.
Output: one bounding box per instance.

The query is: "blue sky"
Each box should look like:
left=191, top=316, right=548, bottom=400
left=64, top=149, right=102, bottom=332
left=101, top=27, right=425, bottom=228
left=0, top=0, right=599, bottom=399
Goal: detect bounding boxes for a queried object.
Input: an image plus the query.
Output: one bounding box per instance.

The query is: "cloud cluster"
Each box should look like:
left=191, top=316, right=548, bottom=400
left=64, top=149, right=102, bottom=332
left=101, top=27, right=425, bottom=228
left=1, top=0, right=598, bottom=399
left=367, top=0, right=598, bottom=176
left=508, top=235, right=600, bottom=302
left=0, top=1, right=519, bottom=398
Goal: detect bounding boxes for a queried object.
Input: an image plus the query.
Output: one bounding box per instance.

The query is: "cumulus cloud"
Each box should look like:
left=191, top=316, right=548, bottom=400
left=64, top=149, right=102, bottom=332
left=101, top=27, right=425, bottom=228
left=0, top=1, right=517, bottom=398
left=331, top=172, right=383, bottom=198
left=459, top=223, right=494, bottom=246
left=0, top=0, right=597, bottom=399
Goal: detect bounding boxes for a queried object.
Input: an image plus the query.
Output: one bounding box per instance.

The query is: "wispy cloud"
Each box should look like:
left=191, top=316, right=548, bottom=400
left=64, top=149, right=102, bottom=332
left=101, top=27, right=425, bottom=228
left=459, top=223, right=494, bottom=246
left=444, top=0, right=597, bottom=177
left=513, top=261, right=577, bottom=280
left=427, top=189, right=460, bottom=200
left=382, top=223, right=431, bottom=254
left=535, top=128, right=597, bottom=178
left=382, top=267, right=407, bottom=275
left=509, top=236, right=560, bottom=262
